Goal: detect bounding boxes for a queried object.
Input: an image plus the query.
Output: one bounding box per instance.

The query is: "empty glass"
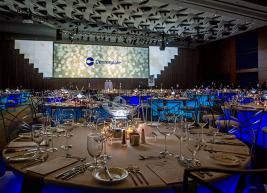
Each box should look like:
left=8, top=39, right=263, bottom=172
left=32, top=124, right=44, bottom=156
left=175, top=125, right=187, bottom=161
left=99, top=120, right=113, bottom=161
left=156, top=116, right=177, bottom=157
left=46, top=122, right=58, bottom=152
left=87, top=133, right=103, bottom=169
left=186, top=134, right=201, bottom=166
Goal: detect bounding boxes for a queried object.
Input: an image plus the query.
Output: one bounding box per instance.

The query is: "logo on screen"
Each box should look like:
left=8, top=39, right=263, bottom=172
left=86, top=56, right=121, bottom=66
left=86, top=57, right=94, bottom=66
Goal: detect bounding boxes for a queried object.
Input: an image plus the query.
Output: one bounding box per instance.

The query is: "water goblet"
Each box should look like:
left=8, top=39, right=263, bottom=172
left=87, top=133, right=103, bottom=169
left=186, top=134, right=201, bottom=166
left=32, top=124, right=44, bottom=156
left=156, top=119, right=177, bottom=157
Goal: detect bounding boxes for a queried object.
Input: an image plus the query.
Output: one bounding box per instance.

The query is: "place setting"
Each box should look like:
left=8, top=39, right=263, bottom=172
left=2, top=12, right=267, bottom=193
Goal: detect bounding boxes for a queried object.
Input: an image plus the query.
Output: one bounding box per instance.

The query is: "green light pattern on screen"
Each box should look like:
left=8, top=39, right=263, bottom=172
left=53, top=44, right=149, bottom=78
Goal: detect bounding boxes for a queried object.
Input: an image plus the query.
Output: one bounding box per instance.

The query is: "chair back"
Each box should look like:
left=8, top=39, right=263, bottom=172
left=113, top=96, right=126, bottom=105
left=0, top=105, right=32, bottom=144
left=183, top=166, right=267, bottom=193
left=29, top=95, right=45, bottom=121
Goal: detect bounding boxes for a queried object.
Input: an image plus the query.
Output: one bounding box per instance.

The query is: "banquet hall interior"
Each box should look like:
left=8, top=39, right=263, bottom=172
left=0, top=0, right=267, bottom=193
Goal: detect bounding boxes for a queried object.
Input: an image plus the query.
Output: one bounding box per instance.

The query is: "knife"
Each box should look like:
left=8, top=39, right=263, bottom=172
left=55, top=163, right=85, bottom=179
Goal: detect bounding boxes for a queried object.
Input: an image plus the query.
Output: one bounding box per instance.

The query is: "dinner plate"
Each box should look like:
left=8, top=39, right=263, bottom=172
left=92, top=167, right=128, bottom=183
left=210, top=152, right=240, bottom=166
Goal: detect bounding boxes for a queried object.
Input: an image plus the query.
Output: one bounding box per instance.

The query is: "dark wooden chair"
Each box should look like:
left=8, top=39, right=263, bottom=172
left=183, top=167, right=267, bottom=193
left=0, top=105, right=32, bottom=144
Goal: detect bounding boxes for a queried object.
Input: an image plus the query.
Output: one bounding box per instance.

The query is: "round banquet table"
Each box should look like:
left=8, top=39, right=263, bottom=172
left=2, top=125, right=251, bottom=193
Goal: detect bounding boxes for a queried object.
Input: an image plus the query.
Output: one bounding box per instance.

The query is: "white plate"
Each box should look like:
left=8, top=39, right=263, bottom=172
left=210, top=152, right=240, bottom=166
left=92, top=167, right=128, bottom=183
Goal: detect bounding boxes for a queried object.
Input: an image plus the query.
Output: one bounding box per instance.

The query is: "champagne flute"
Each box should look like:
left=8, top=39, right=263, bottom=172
left=87, top=133, right=103, bottom=169
left=32, top=124, right=44, bottom=156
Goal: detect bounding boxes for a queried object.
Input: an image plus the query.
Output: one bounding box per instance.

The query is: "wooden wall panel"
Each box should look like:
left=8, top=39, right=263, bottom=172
left=258, top=26, right=267, bottom=85
left=198, top=27, right=266, bottom=87
left=197, top=37, right=236, bottom=85
left=155, top=48, right=198, bottom=88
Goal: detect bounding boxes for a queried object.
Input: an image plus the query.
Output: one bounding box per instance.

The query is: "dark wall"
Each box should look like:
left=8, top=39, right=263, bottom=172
left=258, top=27, right=267, bottom=85
left=0, top=39, right=44, bottom=90
left=156, top=48, right=198, bottom=88
left=198, top=37, right=236, bottom=85
left=197, top=26, right=267, bottom=87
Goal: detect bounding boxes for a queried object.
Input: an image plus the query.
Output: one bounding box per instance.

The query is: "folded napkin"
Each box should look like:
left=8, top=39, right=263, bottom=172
left=207, top=140, right=245, bottom=146
left=204, top=145, right=250, bottom=156
left=147, top=160, right=183, bottom=184
left=7, top=141, right=37, bottom=148
left=26, top=157, right=77, bottom=175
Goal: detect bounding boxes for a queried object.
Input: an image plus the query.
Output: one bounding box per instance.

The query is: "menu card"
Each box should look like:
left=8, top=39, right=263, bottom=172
left=26, top=157, right=77, bottom=175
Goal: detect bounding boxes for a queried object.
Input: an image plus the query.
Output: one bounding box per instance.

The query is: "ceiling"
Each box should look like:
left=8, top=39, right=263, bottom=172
left=0, top=0, right=266, bottom=47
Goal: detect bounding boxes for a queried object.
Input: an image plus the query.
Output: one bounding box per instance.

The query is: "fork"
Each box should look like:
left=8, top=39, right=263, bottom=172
left=132, top=166, right=149, bottom=185
left=127, top=168, right=138, bottom=186
left=128, top=166, right=143, bottom=184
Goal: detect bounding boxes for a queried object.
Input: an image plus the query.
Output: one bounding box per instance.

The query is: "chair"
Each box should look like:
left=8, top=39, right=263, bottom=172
left=29, top=95, right=45, bottom=122
left=0, top=105, right=32, bottom=144
left=181, top=97, right=198, bottom=122
left=157, top=99, right=170, bottom=122
left=61, top=108, right=76, bottom=123
left=215, top=105, right=240, bottom=133
left=262, top=127, right=267, bottom=147
left=113, top=96, right=126, bottom=105
left=233, top=106, right=264, bottom=158
left=182, top=167, right=267, bottom=193
left=137, top=99, right=150, bottom=122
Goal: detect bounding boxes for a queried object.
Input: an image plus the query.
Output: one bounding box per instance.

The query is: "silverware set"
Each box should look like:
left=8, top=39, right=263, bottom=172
left=127, top=166, right=149, bottom=186
left=55, top=163, right=90, bottom=180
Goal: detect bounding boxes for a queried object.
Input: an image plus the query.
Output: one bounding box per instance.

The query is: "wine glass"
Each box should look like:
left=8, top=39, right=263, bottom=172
left=46, top=119, right=58, bottom=152
left=87, top=133, right=103, bottom=169
left=156, top=115, right=177, bottom=157
left=186, top=134, right=201, bottom=166
left=32, top=124, right=44, bottom=156
left=174, top=118, right=187, bottom=161
left=199, top=111, right=209, bottom=143
left=99, top=119, right=113, bottom=161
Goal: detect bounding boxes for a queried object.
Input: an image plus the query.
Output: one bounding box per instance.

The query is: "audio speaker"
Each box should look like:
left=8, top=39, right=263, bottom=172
left=160, top=41, right=165, bottom=50
left=56, top=29, right=63, bottom=40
